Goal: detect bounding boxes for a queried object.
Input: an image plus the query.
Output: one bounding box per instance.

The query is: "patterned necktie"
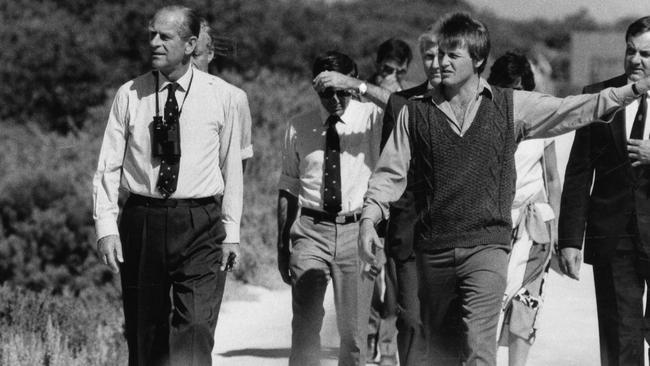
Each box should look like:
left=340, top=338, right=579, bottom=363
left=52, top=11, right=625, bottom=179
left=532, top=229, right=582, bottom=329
left=630, top=94, right=647, bottom=140
left=323, top=115, right=342, bottom=214
left=157, top=83, right=181, bottom=198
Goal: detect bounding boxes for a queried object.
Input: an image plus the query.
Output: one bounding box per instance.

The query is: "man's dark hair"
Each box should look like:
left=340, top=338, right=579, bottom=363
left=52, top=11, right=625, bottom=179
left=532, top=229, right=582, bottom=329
left=626, top=16, right=650, bottom=41
left=376, top=38, right=413, bottom=66
left=487, top=51, right=535, bottom=91
left=436, top=12, right=490, bottom=74
left=154, top=5, right=201, bottom=40
left=312, top=51, right=358, bottom=78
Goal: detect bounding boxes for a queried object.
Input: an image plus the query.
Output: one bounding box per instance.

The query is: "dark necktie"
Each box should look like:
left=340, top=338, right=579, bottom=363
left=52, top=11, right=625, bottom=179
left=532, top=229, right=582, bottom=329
left=323, top=115, right=342, bottom=214
left=157, top=83, right=181, bottom=198
left=630, top=94, right=647, bottom=140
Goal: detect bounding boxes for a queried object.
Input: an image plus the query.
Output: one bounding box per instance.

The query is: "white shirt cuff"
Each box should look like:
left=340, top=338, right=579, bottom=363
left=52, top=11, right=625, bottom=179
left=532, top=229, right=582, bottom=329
left=223, top=223, right=240, bottom=244
left=95, top=218, right=119, bottom=242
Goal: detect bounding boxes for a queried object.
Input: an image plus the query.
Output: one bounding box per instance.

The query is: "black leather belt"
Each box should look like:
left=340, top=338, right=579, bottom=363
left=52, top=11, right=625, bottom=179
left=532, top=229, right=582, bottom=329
left=301, top=207, right=362, bottom=224
left=127, top=193, right=217, bottom=208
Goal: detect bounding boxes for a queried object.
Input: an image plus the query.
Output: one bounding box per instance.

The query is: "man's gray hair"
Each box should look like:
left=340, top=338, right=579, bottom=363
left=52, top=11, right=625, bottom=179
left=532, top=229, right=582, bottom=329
left=152, top=5, right=200, bottom=40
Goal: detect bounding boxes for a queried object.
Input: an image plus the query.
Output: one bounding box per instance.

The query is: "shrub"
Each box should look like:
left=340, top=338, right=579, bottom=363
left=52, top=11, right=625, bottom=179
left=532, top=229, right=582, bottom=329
left=0, top=1, right=106, bottom=133
left=0, top=123, right=116, bottom=293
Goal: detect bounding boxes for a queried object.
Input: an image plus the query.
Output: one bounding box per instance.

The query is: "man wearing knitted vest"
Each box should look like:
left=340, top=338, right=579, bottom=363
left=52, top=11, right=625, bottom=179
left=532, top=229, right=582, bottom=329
left=359, top=12, right=650, bottom=366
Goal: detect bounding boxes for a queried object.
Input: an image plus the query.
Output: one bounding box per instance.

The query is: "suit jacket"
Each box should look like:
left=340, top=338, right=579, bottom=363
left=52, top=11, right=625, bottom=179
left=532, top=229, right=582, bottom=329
left=558, top=74, right=650, bottom=264
left=381, top=82, right=429, bottom=260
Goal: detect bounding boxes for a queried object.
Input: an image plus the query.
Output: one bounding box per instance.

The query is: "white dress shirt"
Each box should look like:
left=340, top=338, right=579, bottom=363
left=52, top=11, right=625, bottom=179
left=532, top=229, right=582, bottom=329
left=278, top=99, right=383, bottom=214
left=93, top=67, right=248, bottom=243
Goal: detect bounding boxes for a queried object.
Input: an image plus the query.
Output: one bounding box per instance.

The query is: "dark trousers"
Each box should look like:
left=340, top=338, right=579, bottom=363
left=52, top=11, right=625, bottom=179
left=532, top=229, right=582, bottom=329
left=288, top=215, right=374, bottom=366
left=385, top=254, right=429, bottom=366
left=119, top=196, right=227, bottom=366
left=417, top=245, right=508, bottom=366
left=592, top=239, right=650, bottom=366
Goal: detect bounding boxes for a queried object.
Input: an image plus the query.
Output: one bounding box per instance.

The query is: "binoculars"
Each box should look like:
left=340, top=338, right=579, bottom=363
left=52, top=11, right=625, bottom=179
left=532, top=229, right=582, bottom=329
left=152, top=116, right=181, bottom=159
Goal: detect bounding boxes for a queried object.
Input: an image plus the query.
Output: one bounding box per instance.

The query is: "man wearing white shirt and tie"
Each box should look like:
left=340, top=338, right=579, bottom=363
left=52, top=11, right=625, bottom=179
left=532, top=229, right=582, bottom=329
left=277, top=51, right=384, bottom=366
left=93, top=5, right=249, bottom=365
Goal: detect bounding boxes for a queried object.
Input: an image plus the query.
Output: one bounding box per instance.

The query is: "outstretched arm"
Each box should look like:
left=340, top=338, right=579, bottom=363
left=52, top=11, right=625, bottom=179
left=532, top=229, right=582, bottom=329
left=515, top=77, right=650, bottom=139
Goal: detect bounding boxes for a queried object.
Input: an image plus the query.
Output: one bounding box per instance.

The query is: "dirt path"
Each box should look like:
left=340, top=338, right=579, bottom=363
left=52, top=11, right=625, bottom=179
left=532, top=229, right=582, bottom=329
left=211, top=262, right=622, bottom=366
left=212, top=283, right=340, bottom=366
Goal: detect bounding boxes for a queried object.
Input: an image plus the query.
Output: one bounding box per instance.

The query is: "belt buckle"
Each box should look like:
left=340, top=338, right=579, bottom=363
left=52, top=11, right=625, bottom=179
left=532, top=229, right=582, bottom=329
left=335, top=215, right=346, bottom=224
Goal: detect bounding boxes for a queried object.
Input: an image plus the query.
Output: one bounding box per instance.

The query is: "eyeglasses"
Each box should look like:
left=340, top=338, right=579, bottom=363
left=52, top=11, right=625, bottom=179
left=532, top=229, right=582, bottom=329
left=380, top=64, right=408, bottom=77
left=318, top=87, right=353, bottom=99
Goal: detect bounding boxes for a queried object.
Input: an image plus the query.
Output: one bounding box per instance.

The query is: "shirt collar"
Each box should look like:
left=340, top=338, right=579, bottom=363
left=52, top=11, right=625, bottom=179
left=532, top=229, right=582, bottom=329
left=157, top=66, right=193, bottom=92
left=425, top=77, right=493, bottom=106
left=476, top=77, right=493, bottom=99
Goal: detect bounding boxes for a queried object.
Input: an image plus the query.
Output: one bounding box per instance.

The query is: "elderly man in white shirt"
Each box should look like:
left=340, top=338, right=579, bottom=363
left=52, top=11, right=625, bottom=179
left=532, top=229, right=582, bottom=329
left=92, top=6, right=248, bottom=366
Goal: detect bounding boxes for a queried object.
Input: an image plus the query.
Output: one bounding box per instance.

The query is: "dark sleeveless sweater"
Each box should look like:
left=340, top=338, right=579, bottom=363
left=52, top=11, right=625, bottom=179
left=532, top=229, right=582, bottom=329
left=407, top=87, right=515, bottom=251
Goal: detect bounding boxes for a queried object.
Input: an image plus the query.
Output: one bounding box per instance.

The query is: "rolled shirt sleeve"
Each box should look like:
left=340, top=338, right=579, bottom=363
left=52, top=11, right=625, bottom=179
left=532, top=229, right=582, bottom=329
left=92, top=84, right=129, bottom=241
left=220, top=95, right=244, bottom=243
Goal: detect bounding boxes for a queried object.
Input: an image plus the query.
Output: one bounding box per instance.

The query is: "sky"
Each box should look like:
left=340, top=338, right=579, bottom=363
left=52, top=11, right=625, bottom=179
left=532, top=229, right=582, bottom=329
left=465, top=0, right=649, bottom=23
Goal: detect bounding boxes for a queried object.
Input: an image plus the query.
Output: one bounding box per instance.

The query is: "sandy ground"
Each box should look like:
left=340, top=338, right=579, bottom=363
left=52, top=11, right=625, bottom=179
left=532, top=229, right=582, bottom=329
left=211, top=260, right=634, bottom=366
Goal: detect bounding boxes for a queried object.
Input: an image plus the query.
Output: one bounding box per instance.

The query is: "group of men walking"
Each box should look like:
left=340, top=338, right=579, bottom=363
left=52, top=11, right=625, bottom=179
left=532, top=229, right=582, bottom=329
left=92, top=4, right=650, bottom=366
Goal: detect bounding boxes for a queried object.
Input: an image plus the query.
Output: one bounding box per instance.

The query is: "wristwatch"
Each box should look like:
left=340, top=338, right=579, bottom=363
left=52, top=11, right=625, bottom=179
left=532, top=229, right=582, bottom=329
left=357, top=82, right=368, bottom=96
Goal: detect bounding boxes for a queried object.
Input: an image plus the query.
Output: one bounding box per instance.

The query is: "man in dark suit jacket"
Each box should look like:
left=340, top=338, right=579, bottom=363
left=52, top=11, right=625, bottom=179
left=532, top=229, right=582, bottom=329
left=559, top=16, right=650, bottom=366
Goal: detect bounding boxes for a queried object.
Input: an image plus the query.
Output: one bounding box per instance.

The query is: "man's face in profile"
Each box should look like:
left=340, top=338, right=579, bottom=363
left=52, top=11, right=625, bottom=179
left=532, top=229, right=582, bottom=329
left=624, top=31, right=650, bottom=82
